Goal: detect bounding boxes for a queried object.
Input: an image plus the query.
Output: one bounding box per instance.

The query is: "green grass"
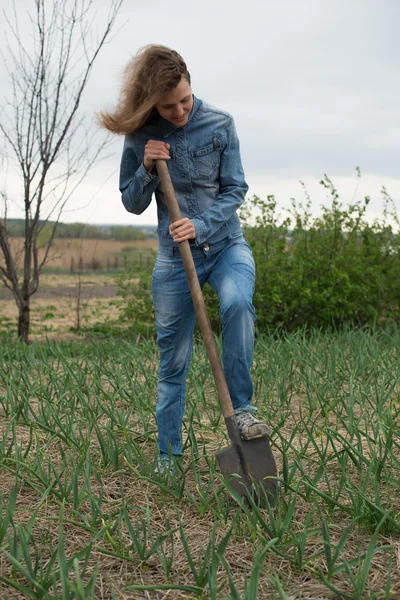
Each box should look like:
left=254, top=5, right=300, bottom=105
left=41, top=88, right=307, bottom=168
left=0, top=328, right=399, bottom=599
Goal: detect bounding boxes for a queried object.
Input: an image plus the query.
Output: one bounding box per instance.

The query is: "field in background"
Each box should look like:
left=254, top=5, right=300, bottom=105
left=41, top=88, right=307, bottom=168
left=0, top=330, right=399, bottom=598
left=0, top=237, right=154, bottom=337
left=5, top=237, right=158, bottom=272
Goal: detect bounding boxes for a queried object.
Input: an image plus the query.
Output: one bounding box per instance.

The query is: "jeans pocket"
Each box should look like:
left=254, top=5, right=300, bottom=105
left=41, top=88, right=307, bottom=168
left=152, top=256, right=174, bottom=282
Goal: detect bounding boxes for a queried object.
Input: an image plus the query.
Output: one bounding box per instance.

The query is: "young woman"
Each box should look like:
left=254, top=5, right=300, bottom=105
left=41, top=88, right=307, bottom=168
left=99, top=45, right=268, bottom=473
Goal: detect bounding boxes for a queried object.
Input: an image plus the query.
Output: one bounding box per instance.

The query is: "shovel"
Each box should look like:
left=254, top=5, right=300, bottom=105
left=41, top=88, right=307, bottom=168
left=156, top=160, right=279, bottom=506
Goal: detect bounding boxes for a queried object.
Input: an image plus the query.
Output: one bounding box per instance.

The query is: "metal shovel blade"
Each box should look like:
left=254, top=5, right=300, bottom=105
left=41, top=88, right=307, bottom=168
left=216, top=436, right=279, bottom=506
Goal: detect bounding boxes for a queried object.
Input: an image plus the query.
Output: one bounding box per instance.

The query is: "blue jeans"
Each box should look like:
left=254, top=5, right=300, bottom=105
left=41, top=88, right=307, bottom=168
left=152, top=235, right=256, bottom=457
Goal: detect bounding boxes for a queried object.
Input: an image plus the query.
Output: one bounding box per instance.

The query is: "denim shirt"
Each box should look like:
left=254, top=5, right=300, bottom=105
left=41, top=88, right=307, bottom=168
left=119, top=95, right=249, bottom=247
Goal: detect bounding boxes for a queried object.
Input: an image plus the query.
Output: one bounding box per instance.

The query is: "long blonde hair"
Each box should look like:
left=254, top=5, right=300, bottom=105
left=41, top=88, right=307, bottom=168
left=98, top=45, right=191, bottom=135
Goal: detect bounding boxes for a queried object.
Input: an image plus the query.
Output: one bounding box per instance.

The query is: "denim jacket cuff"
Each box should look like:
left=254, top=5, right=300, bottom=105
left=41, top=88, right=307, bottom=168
left=139, top=162, right=160, bottom=186
left=191, top=217, right=208, bottom=245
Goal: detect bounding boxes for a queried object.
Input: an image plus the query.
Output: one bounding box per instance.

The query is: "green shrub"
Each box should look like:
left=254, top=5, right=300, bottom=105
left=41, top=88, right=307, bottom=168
left=241, top=176, right=400, bottom=331
left=116, top=259, right=156, bottom=338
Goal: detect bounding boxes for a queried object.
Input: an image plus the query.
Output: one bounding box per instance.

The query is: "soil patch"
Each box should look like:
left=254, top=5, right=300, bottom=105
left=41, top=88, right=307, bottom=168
left=0, top=284, right=117, bottom=300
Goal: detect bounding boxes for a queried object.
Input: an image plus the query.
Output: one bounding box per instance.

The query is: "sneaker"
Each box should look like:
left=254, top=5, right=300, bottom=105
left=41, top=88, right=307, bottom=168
left=235, top=407, right=270, bottom=440
left=154, top=456, right=176, bottom=476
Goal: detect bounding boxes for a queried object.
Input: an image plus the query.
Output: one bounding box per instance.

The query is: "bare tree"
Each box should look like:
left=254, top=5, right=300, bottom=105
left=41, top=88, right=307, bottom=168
left=0, top=0, right=123, bottom=342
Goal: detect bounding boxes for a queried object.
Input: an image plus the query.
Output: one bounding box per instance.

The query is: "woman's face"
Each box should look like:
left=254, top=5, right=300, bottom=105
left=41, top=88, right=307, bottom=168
left=155, top=77, right=193, bottom=126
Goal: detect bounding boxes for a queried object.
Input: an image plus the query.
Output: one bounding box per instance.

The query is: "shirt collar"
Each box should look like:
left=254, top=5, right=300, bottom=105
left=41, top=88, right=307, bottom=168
left=156, top=95, right=202, bottom=138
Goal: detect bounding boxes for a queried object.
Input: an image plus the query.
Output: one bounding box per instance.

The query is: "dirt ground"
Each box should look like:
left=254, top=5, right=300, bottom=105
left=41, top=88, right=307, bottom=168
left=2, top=237, right=158, bottom=270
left=0, top=273, right=123, bottom=339
left=0, top=284, right=117, bottom=300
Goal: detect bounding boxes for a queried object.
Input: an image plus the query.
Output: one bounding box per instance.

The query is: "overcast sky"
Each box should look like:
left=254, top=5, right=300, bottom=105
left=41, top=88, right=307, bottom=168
left=1, top=0, right=399, bottom=226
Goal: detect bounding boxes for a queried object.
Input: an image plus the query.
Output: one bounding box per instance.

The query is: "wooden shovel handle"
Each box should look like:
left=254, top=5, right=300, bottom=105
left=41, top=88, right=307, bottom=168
left=156, top=160, right=235, bottom=419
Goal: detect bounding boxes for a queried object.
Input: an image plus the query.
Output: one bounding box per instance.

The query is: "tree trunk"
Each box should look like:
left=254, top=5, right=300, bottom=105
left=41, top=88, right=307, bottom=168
left=18, top=298, right=30, bottom=344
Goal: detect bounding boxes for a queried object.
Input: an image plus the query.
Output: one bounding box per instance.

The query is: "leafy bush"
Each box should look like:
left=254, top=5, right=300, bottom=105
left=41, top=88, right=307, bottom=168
left=116, top=259, right=156, bottom=338
left=240, top=176, right=400, bottom=331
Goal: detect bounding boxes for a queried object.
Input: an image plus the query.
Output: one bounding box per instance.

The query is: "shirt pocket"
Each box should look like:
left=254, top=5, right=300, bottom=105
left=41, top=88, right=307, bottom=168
left=190, top=137, right=223, bottom=178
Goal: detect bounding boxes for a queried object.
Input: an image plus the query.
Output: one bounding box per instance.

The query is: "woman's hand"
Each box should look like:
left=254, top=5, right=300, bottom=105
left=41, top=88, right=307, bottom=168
left=169, top=218, right=196, bottom=243
left=143, top=140, right=170, bottom=172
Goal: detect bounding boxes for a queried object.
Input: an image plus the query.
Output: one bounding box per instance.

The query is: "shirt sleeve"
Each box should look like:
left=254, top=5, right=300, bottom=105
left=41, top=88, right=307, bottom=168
left=190, top=118, right=249, bottom=244
left=119, top=136, right=160, bottom=215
